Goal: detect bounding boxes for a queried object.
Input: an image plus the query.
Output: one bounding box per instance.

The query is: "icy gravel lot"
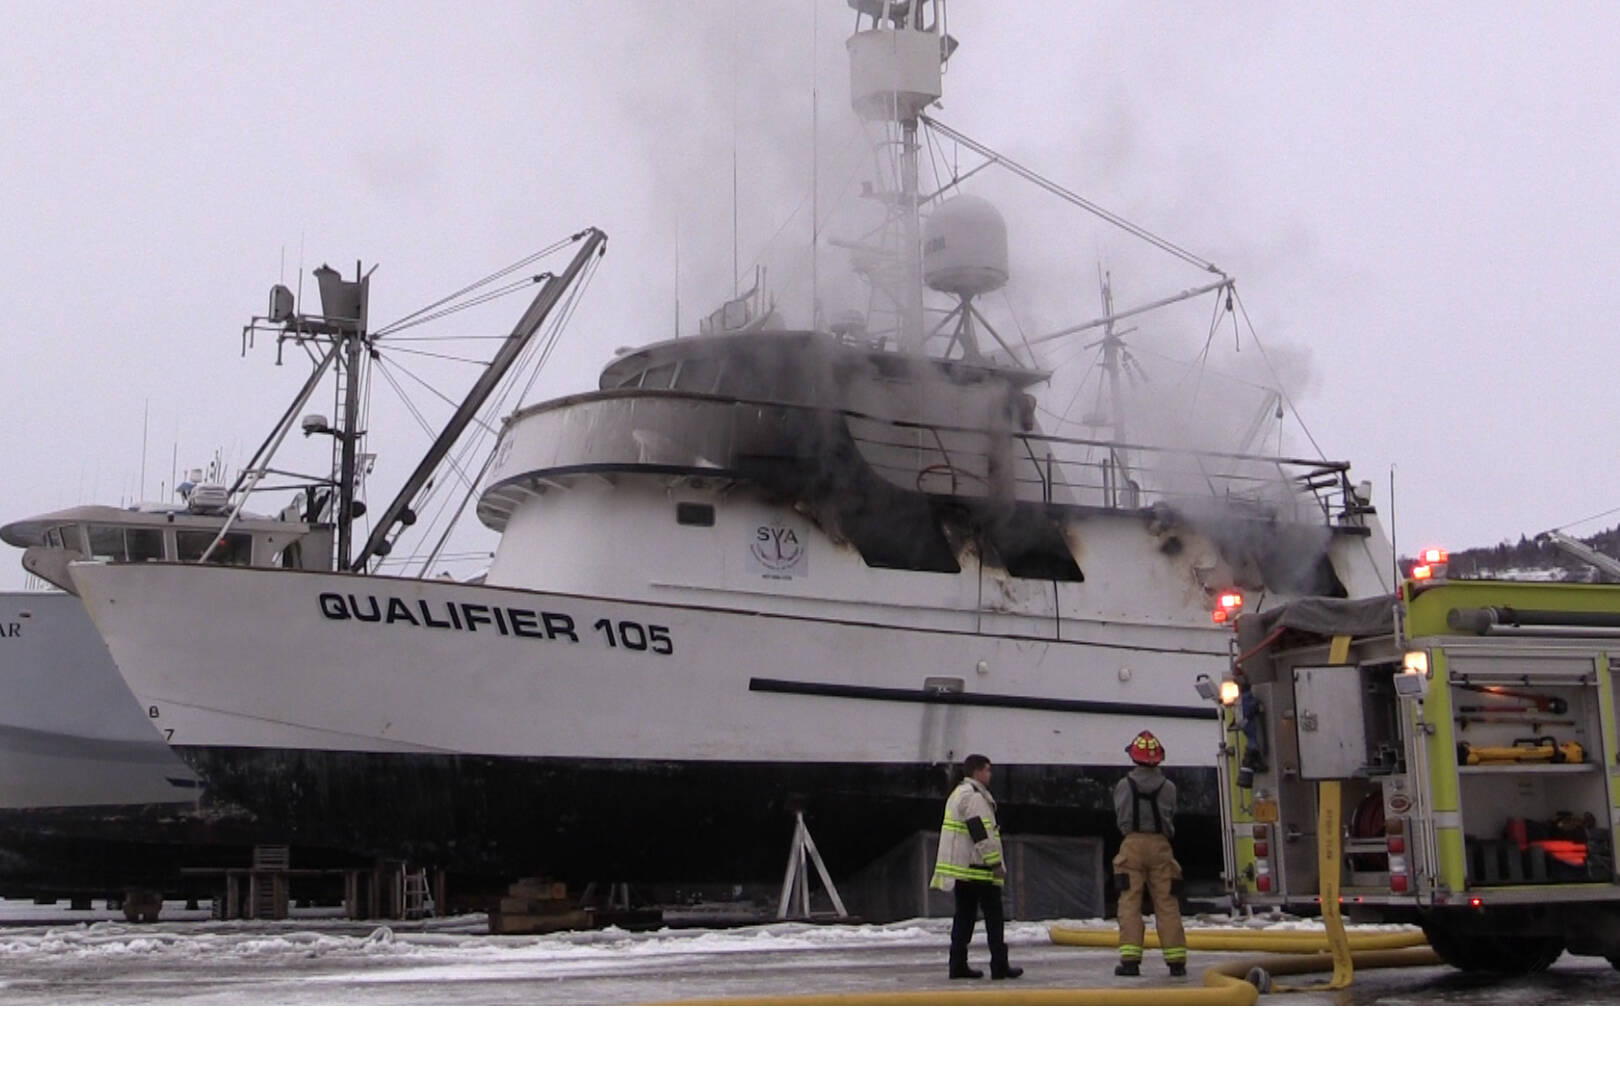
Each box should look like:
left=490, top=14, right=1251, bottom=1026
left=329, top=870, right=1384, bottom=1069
left=0, top=902, right=1617, bottom=1005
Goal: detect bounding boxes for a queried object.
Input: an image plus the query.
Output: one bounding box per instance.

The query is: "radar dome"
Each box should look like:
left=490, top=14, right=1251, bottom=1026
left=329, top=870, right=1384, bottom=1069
left=923, top=195, right=1008, bottom=297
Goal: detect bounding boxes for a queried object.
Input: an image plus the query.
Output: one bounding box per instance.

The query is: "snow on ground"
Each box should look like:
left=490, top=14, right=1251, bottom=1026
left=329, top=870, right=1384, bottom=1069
left=0, top=900, right=1613, bottom=1009
left=0, top=900, right=1384, bottom=973
left=0, top=904, right=1474, bottom=1000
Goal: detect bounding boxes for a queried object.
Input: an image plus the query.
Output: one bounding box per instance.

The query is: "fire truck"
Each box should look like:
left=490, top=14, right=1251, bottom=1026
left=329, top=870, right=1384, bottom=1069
left=1211, top=550, right=1620, bottom=973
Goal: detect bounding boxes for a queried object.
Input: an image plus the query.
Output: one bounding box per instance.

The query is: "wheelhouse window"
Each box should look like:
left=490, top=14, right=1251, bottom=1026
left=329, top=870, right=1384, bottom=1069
left=124, top=528, right=163, bottom=562
left=637, top=363, right=675, bottom=390
left=87, top=525, right=161, bottom=562
left=176, top=529, right=253, bottom=565
left=671, top=355, right=719, bottom=393
left=717, top=356, right=780, bottom=399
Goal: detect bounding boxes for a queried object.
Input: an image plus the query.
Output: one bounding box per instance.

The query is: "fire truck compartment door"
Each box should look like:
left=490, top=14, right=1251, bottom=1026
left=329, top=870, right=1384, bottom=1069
left=1293, top=665, right=1367, bottom=779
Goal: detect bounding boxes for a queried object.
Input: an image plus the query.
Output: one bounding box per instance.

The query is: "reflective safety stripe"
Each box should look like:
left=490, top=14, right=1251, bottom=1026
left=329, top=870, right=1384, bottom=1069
left=1163, top=947, right=1189, bottom=961
left=932, top=862, right=997, bottom=883
left=1119, top=944, right=1144, bottom=959
left=940, top=818, right=1000, bottom=837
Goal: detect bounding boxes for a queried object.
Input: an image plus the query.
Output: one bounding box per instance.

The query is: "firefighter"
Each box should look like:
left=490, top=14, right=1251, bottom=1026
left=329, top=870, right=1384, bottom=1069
left=931, top=754, right=1023, bottom=980
left=1112, top=730, right=1188, bottom=976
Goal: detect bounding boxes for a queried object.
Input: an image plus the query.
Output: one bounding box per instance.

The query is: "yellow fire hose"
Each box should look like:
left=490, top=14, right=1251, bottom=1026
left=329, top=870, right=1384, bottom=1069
left=1047, top=926, right=1428, bottom=953
left=665, top=944, right=1438, bottom=1006
left=663, top=912, right=1434, bottom=1005
left=669, top=891, right=1435, bottom=1004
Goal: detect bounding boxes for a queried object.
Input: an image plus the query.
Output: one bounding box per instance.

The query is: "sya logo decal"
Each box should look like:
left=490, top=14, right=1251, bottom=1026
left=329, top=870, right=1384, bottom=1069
left=750, top=520, right=807, bottom=579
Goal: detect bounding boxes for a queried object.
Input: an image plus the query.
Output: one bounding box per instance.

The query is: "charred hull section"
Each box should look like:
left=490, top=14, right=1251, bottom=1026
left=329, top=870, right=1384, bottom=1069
left=0, top=751, right=1224, bottom=901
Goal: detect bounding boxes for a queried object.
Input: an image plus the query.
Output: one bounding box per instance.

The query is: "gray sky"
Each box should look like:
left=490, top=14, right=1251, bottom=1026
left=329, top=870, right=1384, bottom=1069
left=4, top=1, right=1618, bottom=589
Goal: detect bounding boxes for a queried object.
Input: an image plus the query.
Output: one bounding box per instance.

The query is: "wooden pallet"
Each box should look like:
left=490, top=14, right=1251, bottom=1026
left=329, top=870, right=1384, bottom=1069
left=487, top=908, right=594, bottom=934
left=486, top=878, right=593, bottom=934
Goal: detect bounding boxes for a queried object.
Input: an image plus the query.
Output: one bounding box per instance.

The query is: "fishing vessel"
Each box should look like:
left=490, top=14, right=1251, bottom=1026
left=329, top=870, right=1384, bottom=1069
left=0, top=588, right=202, bottom=896
left=8, top=1, right=1393, bottom=894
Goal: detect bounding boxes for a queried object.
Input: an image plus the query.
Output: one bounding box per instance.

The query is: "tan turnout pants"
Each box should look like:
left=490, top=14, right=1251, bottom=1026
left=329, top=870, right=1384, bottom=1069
left=1113, top=832, right=1186, bottom=960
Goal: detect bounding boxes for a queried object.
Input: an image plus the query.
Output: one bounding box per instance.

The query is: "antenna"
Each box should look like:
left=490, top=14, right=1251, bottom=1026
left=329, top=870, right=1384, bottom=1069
left=731, top=1, right=740, bottom=293
left=1389, top=463, right=1400, bottom=587
left=811, top=0, right=819, bottom=330
left=139, top=398, right=149, bottom=504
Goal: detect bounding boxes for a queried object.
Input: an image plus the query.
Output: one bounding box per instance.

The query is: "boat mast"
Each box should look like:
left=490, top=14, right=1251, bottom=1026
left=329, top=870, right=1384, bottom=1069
left=240, top=262, right=372, bottom=569
left=335, top=262, right=369, bottom=571
left=1096, top=272, right=1135, bottom=503
left=845, top=0, right=949, bottom=355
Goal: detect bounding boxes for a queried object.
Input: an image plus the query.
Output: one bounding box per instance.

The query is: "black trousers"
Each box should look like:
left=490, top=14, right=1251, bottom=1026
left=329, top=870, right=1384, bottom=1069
left=949, top=879, right=1009, bottom=971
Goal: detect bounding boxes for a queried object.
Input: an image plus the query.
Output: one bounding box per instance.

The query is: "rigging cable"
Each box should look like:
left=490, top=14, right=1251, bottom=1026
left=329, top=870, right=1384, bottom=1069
left=372, top=239, right=571, bottom=337
left=373, top=352, right=500, bottom=438
left=1180, top=285, right=1231, bottom=419
left=374, top=343, right=491, bottom=366
left=369, top=358, right=481, bottom=498
left=1550, top=506, right=1620, bottom=535
left=922, top=116, right=1223, bottom=277
left=380, top=276, right=552, bottom=337
left=1232, top=286, right=1328, bottom=461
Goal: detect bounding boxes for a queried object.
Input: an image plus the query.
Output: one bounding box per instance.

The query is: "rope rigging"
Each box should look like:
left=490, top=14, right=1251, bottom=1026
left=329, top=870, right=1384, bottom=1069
left=921, top=116, right=1225, bottom=278
left=372, top=238, right=573, bottom=337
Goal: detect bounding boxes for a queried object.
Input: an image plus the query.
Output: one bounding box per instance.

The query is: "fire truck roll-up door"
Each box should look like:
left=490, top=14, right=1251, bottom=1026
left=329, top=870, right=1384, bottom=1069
left=1443, top=649, right=1619, bottom=890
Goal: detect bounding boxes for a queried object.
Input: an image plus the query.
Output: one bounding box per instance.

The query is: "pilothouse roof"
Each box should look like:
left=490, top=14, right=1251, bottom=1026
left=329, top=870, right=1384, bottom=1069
left=598, top=329, right=1050, bottom=400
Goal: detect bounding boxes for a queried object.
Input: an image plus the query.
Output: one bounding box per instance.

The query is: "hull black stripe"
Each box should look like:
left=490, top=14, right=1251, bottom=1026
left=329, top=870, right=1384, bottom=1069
left=747, top=677, right=1214, bottom=720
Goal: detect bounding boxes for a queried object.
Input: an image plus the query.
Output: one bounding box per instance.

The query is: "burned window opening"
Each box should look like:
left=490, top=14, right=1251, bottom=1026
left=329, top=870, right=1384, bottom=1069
left=969, top=504, right=1084, bottom=582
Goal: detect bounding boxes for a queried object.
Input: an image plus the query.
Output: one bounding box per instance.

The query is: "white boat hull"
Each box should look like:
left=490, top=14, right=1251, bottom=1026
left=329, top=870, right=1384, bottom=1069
left=67, top=560, right=1225, bottom=768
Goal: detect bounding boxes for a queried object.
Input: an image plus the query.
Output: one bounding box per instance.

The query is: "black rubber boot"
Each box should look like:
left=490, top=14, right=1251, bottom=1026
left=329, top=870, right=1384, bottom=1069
left=991, top=965, right=1023, bottom=980
left=1168, top=961, right=1188, bottom=977
left=1114, top=960, right=1140, bottom=977
left=949, top=966, right=984, bottom=980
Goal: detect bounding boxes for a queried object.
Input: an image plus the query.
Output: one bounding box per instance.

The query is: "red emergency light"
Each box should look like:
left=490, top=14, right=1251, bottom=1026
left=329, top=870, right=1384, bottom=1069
left=1212, top=590, right=1243, bottom=623
left=1411, top=547, right=1449, bottom=582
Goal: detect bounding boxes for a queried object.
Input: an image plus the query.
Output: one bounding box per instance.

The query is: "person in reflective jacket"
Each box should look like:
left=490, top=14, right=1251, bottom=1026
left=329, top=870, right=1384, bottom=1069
left=931, top=754, right=1022, bottom=980
left=1112, top=730, right=1188, bottom=977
